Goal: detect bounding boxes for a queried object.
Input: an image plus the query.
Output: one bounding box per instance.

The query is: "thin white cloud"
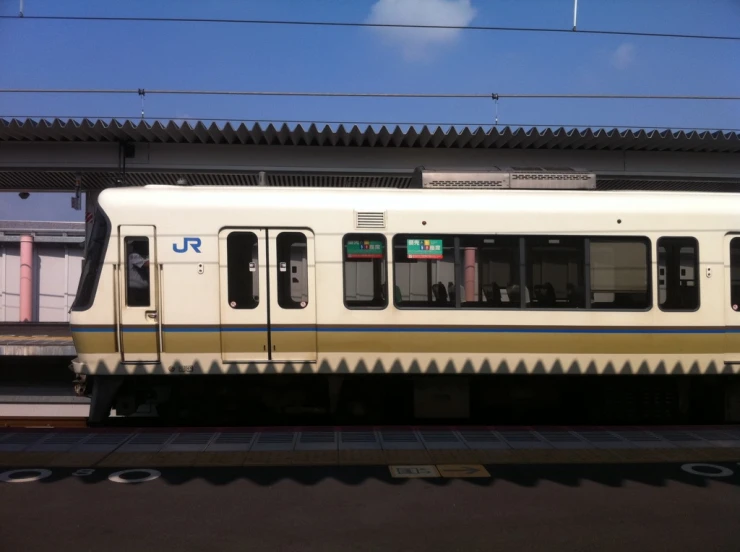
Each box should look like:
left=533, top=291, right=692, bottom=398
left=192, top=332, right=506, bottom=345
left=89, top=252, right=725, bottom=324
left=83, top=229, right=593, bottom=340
left=366, top=0, right=477, bottom=61
left=611, top=43, right=636, bottom=70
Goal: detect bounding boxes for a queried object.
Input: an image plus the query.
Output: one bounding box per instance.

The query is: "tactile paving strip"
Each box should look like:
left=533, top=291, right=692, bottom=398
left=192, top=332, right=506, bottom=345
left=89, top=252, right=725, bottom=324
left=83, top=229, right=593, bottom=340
left=1, top=426, right=739, bottom=467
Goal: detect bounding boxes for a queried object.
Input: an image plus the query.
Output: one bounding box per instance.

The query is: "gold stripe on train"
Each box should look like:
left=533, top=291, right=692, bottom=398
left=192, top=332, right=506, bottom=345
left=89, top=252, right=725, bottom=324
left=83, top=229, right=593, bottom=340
left=72, top=326, right=731, bottom=356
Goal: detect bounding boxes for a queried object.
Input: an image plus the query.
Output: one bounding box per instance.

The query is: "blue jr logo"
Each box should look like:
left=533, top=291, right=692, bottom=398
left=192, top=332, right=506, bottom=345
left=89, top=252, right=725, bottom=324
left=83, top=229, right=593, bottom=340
left=173, top=237, right=202, bottom=253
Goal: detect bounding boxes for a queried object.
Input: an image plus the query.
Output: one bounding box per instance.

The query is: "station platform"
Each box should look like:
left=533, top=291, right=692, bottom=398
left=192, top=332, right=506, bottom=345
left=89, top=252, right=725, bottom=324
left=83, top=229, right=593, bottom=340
left=0, top=323, right=75, bottom=356
left=0, top=383, right=88, bottom=418
left=1, top=426, right=739, bottom=468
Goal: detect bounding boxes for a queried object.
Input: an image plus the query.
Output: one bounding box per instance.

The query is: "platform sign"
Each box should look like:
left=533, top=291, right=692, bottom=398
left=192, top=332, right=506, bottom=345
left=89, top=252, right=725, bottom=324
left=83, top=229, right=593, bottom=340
left=346, top=240, right=384, bottom=259
left=389, top=465, right=440, bottom=478
left=437, top=464, right=490, bottom=478
left=407, top=239, right=443, bottom=259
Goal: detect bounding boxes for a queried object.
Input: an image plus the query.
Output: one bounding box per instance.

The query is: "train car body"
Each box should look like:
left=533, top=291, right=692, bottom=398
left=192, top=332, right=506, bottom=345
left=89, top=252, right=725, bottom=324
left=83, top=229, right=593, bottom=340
left=70, top=183, right=740, bottom=421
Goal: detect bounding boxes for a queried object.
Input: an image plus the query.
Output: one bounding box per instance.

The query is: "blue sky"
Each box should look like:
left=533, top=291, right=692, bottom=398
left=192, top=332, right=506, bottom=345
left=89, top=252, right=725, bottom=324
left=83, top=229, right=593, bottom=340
left=1, top=0, right=739, bottom=221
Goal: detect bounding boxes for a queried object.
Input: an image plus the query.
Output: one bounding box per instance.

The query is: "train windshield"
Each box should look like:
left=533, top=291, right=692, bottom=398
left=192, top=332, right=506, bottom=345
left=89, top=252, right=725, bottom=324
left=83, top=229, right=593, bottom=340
left=71, top=209, right=110, bottom=311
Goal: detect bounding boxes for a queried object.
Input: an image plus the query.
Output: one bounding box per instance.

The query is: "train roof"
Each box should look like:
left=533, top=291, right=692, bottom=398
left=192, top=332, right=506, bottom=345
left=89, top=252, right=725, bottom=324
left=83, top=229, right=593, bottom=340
left=97, top=184, right=740, bottom=211
left=93, top=185, right=740, bottom=235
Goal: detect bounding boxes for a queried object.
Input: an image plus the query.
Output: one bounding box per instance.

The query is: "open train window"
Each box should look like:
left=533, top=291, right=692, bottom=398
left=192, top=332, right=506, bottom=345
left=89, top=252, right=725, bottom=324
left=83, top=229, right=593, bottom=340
left=658, top=237, right=699, bottom=311
left=343, top=234, right=387, bottom=309
left=226, top=232, right=259, bottom=309
left=590, top=238, right=650, bottom=310
left=393, top=235, right=456, bottom=308
left=276, top=232, right=308, bottom=309
left=525, top=237, right=586, bottom=309
left=124, top=237, right=150, bottom=307
left=730, top=238, right=740, bottom=311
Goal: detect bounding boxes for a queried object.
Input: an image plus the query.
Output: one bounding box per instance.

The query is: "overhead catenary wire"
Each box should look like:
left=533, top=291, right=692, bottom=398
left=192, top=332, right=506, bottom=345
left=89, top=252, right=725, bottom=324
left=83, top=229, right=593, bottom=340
left=1, top=14, right=740, bottom=42
left=2, top=89, right=740, bottom=101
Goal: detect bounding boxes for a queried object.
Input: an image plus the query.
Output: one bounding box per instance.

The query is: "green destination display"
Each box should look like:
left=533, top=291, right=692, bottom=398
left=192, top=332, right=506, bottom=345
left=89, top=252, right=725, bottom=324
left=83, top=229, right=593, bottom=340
left=407, top=239, right=443, bottom=259
left=346, top=240, right=384, bottom=258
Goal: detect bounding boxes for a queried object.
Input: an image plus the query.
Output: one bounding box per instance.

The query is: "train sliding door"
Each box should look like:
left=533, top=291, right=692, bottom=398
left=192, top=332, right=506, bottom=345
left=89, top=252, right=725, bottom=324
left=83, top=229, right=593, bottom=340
left=219, top=229, right=270, bottom=362
left=267, top=229, right=317, bottom=362
left=725, top=235, right=740, bottom=364
left=118, top=225, right=160, bottom=363
left=218, top=228, right=317, bottom=364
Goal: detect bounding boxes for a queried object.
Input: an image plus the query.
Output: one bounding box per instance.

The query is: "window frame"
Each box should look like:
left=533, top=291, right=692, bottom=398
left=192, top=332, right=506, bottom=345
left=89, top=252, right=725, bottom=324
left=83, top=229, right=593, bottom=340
left=390, top=233, right=654, bottom=312
left=342, top=233, right=389, bottom=310
left=588, top=236, right=652, bottom=312
left=123, top=236, right=151, bottom=308
left=524, top=235, right=587, bottom=311
left=276, top=231, right=309, bottom=310
left=226, top=231, right=260, bottom=310
left=657, top=236, right=700, bottom=313
left=392, top=233, right=458, bottom=310
left=729, top=237, right=740, bottom=312
left=70, top=207, right=111, bottom=312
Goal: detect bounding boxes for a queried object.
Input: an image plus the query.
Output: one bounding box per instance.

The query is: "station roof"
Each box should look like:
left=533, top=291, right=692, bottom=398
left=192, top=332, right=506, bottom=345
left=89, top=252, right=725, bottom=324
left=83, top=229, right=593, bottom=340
left=1, top=118, right=740, bottom=153
left=0, top=220, right=84, bottom=244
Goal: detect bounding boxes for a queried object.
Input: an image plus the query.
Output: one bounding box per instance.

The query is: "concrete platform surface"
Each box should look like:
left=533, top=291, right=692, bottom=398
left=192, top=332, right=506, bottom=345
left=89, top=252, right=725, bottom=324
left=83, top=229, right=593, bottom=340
left=1, top=462, right=739, bottom=552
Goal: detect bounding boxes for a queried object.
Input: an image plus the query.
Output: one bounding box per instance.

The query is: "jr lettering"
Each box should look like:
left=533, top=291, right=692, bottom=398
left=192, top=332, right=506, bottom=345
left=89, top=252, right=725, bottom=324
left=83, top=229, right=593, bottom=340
left=173, top=237, right=202, bottom=253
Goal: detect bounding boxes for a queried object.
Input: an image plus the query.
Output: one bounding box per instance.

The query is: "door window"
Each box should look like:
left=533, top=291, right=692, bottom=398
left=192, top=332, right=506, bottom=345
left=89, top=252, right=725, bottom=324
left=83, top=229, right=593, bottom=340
left=658, top=237, right=699, bottom=311
left=226, top=232, right=259, bottom=309
left=124, top=236, right=150, bottom=307
left=276, top=232, right=308, bottom=309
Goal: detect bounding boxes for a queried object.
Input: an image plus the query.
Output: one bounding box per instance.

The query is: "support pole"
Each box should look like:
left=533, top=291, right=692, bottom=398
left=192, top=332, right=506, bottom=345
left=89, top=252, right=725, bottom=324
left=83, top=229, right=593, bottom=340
left=19, top=234, right=33, bottom=322
left=464, top=247, right=476, bottom=302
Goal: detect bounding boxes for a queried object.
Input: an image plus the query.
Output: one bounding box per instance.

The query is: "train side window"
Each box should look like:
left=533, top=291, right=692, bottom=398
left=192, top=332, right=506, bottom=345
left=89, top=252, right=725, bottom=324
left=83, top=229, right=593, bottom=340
left=731, top=238, right=740, bottom=310
left=226, top=232, right=259, bottom=309
left=393, top=235, right=456, bottom=308
left=657, top=237, right=699, bottom=311
left=459, top=236, right=520, bottom=308
left=590, top=238, right=650, bottom=310
left=124, top=237, right=150, bottom=307
left=276, top=232, right=308, bottom=309
left=343, top=234, right=387, bottom=309
left=525, top=237, right=586, bottom=309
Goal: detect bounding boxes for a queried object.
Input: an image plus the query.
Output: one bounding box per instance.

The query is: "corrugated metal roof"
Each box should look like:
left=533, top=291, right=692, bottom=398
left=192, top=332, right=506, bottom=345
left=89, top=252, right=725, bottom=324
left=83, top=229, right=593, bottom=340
left=0, top=170, right=414, bottom=190
left=1, top=118, right=740, bottom=152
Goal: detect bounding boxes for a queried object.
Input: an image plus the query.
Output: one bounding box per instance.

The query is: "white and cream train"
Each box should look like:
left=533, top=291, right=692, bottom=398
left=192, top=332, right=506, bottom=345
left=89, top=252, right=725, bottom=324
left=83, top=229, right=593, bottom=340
left=70, top=172, right=740, bottom=421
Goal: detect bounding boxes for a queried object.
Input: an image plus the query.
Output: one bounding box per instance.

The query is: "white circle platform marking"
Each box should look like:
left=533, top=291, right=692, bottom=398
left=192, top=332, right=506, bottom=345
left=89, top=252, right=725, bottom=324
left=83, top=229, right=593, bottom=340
left=108, top=469, right=161, bottom=484
left=680, top=463, right=733, bottom=478
left=0, top=469, right=53, bottom=483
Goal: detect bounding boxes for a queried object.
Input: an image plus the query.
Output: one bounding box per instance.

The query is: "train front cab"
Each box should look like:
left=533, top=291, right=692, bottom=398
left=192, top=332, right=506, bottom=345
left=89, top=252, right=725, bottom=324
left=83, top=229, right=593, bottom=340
left=73, top=220, right=320, bottom=422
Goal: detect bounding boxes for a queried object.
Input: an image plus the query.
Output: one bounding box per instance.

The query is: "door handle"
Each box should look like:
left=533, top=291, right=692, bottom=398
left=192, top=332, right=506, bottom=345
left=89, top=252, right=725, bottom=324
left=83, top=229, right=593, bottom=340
left=145, top=310, right=158, bottom=320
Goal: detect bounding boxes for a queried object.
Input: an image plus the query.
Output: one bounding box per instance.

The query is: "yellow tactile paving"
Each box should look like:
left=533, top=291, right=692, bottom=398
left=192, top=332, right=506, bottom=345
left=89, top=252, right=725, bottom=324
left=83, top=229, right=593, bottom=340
left=97, top=452, right=164, bottom=468
left=148, top=452, right=202, bottom=467
left=47, top=452, right=111, bottom=467
left=426, top=450, right=483, bottom=464
left=286, top=451, right=339, bottom=466
left=679, top=448, right=740, bottom=462
left=380, top=450, right=433, bottom=465
left=0, top=452, right=63, bottom=467
left=242, top=451, right=296, bottom=466
left=194, top=452, right=249, bottom=467
left=338, top=450, right=386, bottom=465
left=476, top=450, right=548, bottom=464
